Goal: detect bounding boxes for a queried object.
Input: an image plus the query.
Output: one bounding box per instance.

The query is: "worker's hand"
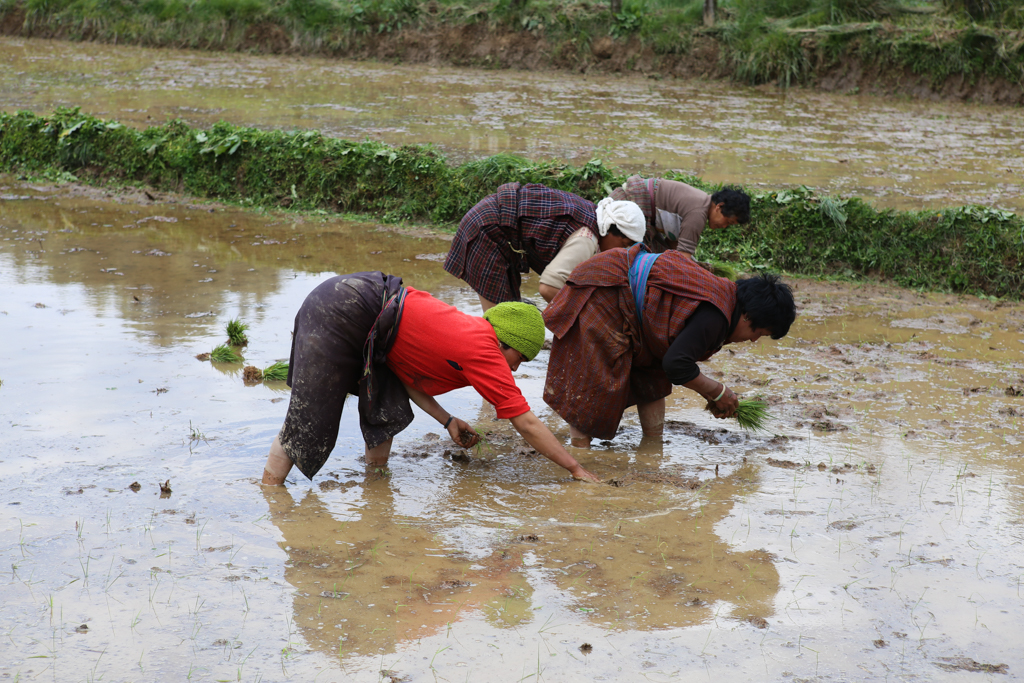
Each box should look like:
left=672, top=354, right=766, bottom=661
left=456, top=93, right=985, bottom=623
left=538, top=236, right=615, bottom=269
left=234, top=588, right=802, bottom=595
left=568, top=464, right=600, bottom=483
left=448, top=418, right=480, bottom=449
left=709, top=386, right=739, bottom=418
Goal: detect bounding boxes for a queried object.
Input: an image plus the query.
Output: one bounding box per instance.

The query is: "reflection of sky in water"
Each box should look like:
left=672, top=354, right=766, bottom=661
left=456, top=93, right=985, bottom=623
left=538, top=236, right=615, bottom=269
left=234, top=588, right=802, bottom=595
left=1, top=36, right=1023, bottom=212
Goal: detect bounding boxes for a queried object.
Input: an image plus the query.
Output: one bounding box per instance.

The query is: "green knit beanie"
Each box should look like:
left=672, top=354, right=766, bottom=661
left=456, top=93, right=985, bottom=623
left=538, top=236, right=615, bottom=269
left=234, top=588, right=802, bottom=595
left=483, top=302, right=545, bottom=361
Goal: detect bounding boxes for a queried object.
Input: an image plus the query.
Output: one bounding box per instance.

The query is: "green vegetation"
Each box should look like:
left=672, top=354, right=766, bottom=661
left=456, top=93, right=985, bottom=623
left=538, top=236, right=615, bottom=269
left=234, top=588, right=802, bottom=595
left=210, top=344, right=244, bottom=363
left=734, top=399, right=770, bottom=432
left=1, top=108, right=1021, bottom=298
left=262, top=362, right=289, bottom=381
left=226, top=318, right=249, bottom=346
left=1, top=0, right=1022, bottom=93
left=707, top=261, right=740, bottom=281
left=708, top=397, right=771, bottom=431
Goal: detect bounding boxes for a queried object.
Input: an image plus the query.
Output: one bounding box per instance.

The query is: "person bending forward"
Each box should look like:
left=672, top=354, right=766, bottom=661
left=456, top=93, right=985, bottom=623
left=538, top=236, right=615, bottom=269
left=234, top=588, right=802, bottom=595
left=542, top=245, right=796, bottom=448
left=444, top=182, right=643, bottom=311
left=609, top=175, right=750, bottom=255
left=262, top=272, right=599, bottom=484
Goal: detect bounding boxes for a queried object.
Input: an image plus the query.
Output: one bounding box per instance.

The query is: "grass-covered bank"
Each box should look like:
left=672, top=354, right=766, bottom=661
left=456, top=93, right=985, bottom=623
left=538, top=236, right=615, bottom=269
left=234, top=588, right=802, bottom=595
left=1, top=0, right=1023, bottom=104
left=2, top=107, right=1022, bottom=298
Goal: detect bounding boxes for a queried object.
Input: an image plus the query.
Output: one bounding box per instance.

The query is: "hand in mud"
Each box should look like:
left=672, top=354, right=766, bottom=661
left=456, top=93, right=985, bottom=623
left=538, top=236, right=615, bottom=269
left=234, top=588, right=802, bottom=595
left=447, top=417, right=479, bottom=449
left=569, top=464, right=600, bottom=483
left=708, top=387, right=738, bottom=418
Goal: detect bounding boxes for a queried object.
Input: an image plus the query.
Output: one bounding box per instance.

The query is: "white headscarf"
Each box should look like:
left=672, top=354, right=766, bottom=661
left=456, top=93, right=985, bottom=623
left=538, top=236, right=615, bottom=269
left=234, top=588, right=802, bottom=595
left=596, top=197, right=646, bottom=244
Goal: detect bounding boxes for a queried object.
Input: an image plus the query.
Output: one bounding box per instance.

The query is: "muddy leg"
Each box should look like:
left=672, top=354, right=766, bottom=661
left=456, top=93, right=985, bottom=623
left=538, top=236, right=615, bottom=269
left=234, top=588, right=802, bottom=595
left=365, top=438, right=393, bottom=469
left=637, top=398, right=666, bottom=437
left=262, top=435, right=294, bottom=486
left=478, top=294, right=498, bottom=313
left=569, top=425, right=592, bottom=449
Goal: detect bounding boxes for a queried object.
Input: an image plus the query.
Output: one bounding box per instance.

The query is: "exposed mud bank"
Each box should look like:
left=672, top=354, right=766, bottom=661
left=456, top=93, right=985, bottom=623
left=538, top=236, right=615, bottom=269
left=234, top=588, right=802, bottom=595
left=2, top=3, right=1022, bottom=107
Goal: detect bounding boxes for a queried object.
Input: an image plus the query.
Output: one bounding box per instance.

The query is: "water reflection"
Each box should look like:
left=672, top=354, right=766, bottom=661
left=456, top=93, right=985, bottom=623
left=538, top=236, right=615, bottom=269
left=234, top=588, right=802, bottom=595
left=263, top=422, right=781, bottom=662
left=0, top=181, right=455, bottom=345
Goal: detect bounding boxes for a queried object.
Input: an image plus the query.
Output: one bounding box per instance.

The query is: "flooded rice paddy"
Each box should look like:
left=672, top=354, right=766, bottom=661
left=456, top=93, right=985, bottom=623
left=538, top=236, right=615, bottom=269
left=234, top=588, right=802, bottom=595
left=2, top=178, right=1023, bottom=681
left=2, top=35, right=1024, bottom=213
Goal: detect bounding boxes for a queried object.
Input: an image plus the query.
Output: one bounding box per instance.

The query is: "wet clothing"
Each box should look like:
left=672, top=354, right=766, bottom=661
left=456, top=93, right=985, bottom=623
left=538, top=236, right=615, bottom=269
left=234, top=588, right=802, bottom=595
left=611, top=176, right=711, bottom=254
left=280, top=272, right=413, bottom=479
left=543, top=244, right=736, bottom=439
left=386, top=288, right=530, bottom=419
left=444, top=183, right=597, bottom=303
left=280, top=275, right=530, bottom=479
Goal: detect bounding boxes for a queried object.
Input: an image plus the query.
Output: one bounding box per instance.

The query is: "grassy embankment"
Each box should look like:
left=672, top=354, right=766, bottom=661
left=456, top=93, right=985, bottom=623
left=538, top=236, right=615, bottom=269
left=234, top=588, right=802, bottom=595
left=1, top=0, right=1022, bottom=99
left=2, top=107, right=1021, bottom=298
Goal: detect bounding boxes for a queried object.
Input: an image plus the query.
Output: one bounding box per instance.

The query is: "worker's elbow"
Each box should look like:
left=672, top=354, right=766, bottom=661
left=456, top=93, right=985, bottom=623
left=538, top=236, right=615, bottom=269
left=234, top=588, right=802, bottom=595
left=538, top=283, right=560, bottom=303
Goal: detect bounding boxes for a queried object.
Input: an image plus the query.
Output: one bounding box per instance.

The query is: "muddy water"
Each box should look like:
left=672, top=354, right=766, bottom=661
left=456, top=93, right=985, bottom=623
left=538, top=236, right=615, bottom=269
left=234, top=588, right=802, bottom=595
left=2, top=36, right=1023, bottom=213
left=2, top=180, right=1024, bottom=681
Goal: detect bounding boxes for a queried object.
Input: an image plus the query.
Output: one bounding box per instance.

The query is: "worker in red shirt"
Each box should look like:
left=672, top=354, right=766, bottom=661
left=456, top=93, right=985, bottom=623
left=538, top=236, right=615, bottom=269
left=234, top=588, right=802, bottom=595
left=261, top=272, right=599, bottom=485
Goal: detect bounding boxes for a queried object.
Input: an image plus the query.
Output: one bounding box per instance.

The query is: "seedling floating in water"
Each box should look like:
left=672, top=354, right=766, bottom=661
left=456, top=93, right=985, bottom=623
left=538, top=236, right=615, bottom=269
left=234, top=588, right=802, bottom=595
left=226, top=318, right=249, bottom=346
left=706, top=399, right=772, bottom=432
left=262, top=362, right=289, bottom=382
left=210, top=344, right=243, bottom=363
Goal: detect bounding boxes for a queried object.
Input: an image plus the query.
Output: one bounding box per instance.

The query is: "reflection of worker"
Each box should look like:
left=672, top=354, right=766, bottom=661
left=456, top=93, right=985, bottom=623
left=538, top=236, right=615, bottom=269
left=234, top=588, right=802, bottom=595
left=261, top=272, right=600, bottom=484
left=609, top=176, right=750, bottom=254
left=543, top=245, right=796, bottom=448
left=443, top=182, right=644, bottom=310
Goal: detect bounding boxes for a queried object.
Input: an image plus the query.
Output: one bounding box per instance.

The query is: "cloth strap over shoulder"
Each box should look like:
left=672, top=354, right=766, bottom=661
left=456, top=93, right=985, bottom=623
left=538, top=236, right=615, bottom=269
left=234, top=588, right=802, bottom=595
left=627, top=245, right=662, bottom=339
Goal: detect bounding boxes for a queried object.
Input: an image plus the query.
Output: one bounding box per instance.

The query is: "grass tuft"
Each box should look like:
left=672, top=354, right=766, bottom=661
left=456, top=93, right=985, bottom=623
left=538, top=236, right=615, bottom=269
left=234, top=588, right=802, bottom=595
left=226, top=318, right=249, bottom=346
left=211, top=344, right=244, bottom=363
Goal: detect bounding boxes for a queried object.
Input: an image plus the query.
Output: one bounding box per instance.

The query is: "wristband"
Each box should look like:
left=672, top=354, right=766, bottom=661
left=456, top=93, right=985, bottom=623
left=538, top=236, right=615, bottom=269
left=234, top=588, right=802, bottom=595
left=711, top=385, right=727, bottom=402
left=443, top=416, right=454, bottom=430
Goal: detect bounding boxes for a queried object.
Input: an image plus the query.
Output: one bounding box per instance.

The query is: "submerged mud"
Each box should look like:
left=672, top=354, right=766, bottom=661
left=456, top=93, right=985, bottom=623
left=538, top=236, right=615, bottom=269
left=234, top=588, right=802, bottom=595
left=2, top=180, right=1023, bottom=681
left=1, top=36, right=1023, bottom=214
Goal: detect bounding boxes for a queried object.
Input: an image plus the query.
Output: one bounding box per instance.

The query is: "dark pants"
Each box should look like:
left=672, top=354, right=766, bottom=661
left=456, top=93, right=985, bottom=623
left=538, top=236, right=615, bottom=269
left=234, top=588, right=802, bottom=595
left=279, top=273, right=412, bottom=479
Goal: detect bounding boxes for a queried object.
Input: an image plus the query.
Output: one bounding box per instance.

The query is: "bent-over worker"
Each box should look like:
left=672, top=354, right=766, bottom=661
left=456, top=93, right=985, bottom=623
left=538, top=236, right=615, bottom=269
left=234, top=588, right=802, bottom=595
left=443, top=182, right=644, bottom=310
left=609, top=175, right=751, bottom=254
left=262, top=272, right=599, bottom=485
left=542, top=245, right=795, bottom=448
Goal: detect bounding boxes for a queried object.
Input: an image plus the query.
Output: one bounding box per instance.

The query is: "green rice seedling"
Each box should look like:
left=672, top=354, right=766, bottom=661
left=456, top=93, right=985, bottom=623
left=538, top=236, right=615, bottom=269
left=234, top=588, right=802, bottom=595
left=210, top=345, right=243, bottom=363
left=735, top=399, right=771, bottom=431
left=262, top=362, right=289, bottom=381
left=709, top=261, right=740, bottom=281
left=707, top=398, right=772, bottom=432
left=226, top=319, right=249, bottom=346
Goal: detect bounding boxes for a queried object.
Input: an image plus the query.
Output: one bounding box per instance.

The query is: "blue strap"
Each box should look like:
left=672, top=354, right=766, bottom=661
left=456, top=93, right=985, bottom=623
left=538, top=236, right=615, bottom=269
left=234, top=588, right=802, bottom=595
left=628, top=248, right=662, bottom=330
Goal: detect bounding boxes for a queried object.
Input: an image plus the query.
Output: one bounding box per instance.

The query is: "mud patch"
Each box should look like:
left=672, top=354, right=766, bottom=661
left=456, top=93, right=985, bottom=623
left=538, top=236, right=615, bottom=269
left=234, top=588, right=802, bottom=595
left=935, top=657, right=1008, bottom=674
left=607, top=469, right=703, bottom=489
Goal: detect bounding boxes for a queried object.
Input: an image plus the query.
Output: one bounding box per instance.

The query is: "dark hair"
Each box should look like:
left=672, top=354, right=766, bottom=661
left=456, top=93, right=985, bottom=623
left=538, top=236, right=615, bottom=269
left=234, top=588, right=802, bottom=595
left=606, top=225, right=635, bottom=242
left=735, top=273, right=796, bottom=339
left=710, top=187, right=751, bottom=224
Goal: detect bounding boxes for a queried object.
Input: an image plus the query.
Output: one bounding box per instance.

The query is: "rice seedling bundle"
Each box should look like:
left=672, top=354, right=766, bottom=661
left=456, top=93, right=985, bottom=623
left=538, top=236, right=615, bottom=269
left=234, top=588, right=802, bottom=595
left=706, top=398, right=771, bottom=432
left=226, top=318, right=249, bottom=346
left=262, top=362, right=289, bottom=381
left=709, top=261, right=740, bottom=281
left=210, top=344, right=244, bottom=363
left=242, top=365, right=263, bottom=383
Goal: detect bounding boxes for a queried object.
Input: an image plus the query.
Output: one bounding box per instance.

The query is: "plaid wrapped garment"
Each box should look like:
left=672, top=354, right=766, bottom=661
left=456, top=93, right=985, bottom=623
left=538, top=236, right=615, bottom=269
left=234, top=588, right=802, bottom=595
left=543, top=244, right=737, bottom=439
left=444, top=183, right=597, bottom=303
